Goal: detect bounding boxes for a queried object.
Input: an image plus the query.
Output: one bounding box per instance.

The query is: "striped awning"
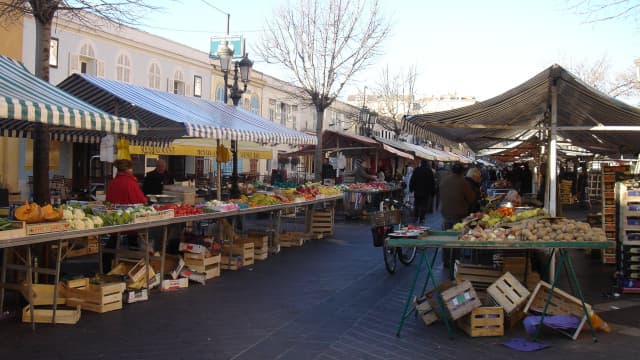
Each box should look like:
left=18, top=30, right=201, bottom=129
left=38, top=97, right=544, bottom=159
left=57, top=74, right=317, bottom=146
left=0, top=56, right=138, bottom=142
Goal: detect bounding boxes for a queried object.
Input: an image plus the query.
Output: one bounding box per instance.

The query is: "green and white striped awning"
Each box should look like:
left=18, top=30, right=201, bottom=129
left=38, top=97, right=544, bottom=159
left=0, top=55, right=138, bottom=142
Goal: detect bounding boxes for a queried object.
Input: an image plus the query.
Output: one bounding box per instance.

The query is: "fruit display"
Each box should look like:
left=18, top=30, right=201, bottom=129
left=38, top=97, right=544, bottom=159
left=452, top=207, right=547, bottom=231
left=61, top=204, right=104, bottom=230
left=247, top=193, right=282, bottom=207
left=154, top=204, right=203, bottom=217
left=201, top=200, right=240, bottom=212
left=348, top=182, right=395, bottom=192
left=460, top=217, right=606, bottom=242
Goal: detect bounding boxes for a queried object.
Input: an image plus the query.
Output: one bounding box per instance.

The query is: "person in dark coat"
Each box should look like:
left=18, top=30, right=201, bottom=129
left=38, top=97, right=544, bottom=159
left=465, top=167, right=482, bottom=213
left=142, top=159, right=175, bottom=195
left=409, top=160, right=436, bottom=223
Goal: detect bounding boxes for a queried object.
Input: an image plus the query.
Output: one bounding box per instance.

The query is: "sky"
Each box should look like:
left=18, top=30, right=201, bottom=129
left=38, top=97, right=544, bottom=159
left=136, top=0, right=639, bottom=101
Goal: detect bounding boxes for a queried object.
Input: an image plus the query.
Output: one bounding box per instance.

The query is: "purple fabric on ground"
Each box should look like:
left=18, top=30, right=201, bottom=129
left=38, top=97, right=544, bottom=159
left=523, top=315, right=582, bottom=334
left=502, top=337, right=550, bottom=352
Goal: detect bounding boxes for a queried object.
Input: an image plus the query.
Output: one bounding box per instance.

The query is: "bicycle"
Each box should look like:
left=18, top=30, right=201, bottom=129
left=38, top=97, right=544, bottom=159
left=370, top=198, right=417, bottom=274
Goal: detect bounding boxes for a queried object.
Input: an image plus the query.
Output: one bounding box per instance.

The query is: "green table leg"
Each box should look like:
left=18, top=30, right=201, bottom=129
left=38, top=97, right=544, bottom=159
left=534, top=249, right=566, bottom=341
left=420, top=249, right=441, bottom=296
left=396, top=249, right=426, bottom=336
left=562, top=249, right=597, bottom=342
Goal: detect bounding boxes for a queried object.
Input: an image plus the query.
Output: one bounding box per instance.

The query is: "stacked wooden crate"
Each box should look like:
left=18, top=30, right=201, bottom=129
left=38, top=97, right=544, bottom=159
left=183, top=252, right=221, bottom=282
left=310, top=209, right=334, bottom=239
left=559, top=179, right=573, bottom=205
left=487, top=272, right=530, bottom=328
left=221, top=242, right=254, bottom=270
left=64, top=278, right=126, bottom=313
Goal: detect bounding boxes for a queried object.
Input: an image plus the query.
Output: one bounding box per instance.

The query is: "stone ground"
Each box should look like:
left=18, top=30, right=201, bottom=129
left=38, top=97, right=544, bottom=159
left=0, top=205, right=639, bottom=359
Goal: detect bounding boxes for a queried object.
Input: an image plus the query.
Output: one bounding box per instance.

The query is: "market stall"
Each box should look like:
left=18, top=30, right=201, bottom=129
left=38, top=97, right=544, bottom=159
left=0, top=190, right=343, bottom=325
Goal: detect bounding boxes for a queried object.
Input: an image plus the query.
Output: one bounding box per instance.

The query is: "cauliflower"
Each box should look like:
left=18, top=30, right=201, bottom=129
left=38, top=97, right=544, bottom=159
left=62, top=209, right=74, bottom=220
left=92, top=216, right=104, bottom=227
left=73, top=208, right=85, bottom=220
left=82, top=217, right=94, bottom=229
left=72, top=218, right=86, bottom=230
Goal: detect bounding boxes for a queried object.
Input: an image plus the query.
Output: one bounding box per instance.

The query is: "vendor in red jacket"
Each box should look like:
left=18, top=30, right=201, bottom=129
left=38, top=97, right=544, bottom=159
left=106, top=159, right=147, bottom=205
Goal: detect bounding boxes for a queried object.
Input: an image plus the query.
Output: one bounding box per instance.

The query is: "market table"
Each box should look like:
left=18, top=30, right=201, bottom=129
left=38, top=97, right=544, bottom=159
left=342, top=186, right=403, bottom=217
left=0, top=194, right=343, bottom=327
left=386, top=232, right=613, bottom=342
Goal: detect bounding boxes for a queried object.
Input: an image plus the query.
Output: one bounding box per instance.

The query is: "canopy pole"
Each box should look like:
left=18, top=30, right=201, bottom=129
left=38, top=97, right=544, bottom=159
left=216, top=139, right=221, bottom=201
left=548, top=80, right=559, bottom=282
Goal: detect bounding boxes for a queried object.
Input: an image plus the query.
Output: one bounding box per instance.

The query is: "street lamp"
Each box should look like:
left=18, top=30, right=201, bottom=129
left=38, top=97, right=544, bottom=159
left=217, top=40, right=253, bottom=199
left=360, top=106, right=378, bottom=137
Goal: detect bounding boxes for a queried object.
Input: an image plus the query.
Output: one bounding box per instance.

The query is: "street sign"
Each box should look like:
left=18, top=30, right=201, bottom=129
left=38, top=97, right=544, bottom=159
left=209, top=35, right=245, bottom=59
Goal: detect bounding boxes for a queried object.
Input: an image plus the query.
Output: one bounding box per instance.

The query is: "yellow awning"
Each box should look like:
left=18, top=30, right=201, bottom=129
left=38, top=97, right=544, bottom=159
left=129, top=139, right=273, bottom=160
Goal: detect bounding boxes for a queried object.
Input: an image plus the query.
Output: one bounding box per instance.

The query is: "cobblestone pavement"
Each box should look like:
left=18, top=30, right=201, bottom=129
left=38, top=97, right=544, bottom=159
left=1, top=209, right=639, bottom=359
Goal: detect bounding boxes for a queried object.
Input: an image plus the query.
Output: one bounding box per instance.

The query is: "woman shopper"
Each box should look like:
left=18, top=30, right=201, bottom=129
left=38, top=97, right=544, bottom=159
left=409, top=160, right=435, bottom=224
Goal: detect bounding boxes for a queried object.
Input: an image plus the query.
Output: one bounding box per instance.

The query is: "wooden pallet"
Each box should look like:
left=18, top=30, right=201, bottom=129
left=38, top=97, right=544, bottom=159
left=22, top=305, right=81, bottom=325
left=63, top=278, right=126, bottom=313
left=457, top=307, right=504, bottom=337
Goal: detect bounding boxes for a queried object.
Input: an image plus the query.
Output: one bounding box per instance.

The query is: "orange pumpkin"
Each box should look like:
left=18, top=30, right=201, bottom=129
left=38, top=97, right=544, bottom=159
left=42, top=204, right=63, bottom=222
left=14, top=200, right=45, bottom=223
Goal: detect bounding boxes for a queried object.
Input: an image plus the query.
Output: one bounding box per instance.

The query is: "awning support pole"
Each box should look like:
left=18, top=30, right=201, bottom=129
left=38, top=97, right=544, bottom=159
left=548, top=80, right=558, bottom=282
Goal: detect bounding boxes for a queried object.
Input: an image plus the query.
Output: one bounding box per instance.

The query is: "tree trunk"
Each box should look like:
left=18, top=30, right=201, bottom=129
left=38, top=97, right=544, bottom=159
left=313, top=109, right=325, bottom=182
left=32, top=18, right=52, bottom=204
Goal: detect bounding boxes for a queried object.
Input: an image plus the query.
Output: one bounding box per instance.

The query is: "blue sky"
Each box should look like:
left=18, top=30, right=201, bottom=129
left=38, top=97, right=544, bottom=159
left=137, top=0, right=639, bottom=101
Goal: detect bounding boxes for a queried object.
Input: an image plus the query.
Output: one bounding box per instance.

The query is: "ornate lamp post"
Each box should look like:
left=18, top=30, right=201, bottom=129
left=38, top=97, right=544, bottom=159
left=217, top=40, right=253, bottom=199
left=360, top=106, right=378, bottom=137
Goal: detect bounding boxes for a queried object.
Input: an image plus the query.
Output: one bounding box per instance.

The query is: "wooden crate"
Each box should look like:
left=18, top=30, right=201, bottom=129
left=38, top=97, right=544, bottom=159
left=523, top=280, right=592, bottom=340
left=21, top=283, right=66, bottom=306
left=310, top=209, right=334, bottom=237
left=123, top=288, right=148, bottom=304
left=220, top=255, right=243, bottom=270
left=279, top=232, right=308, bottom=247
left=127, top=259, right=156, bottom=283
left=457, top=307, right=504, bottom=337
left=254, top=247, right=269, bottom=261
left=25, top=221, right=70, bottom=235
left=22, top=305, right=81, bottom=325
left=427, top=280, right=482, bottom=320
left=455, top=262, right=502, bottom=292
left=0, top=221, right=26, bottom=240
left=487, top=272, right=530, bottom=314
left=415, top=296, right=438, bottom=325
left=64, top=278, right=126, bottom=313
left=183, top=253, right=221, bottom=281
left=222, top=243, right=254, bottom=266
left=238, top=235, right=269, bottom=249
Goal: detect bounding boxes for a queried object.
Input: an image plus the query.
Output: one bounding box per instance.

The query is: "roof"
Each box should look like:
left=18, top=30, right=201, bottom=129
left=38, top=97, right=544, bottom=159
left=56, top=74, right=317, bottom=146
left=0, top=55, right=138, bottom=142
left=402, top=64, right=640, bottom=157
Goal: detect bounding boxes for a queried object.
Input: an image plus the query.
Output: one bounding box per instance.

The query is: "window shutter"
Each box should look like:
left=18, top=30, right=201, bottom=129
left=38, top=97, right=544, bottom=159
left=68, top=53, right=80, bottom=75
left=185, top=82, right=191, bottom=96
left=97, top=60, right=105, bottom=77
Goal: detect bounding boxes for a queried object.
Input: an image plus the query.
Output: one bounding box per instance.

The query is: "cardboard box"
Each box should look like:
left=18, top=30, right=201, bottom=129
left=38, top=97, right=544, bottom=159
left=161, top=277, right=189, bottom=292
left=123, top=288, right=149, bottom=304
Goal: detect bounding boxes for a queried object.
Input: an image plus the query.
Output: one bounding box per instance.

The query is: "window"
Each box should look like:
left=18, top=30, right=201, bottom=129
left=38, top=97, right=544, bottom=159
left=116, top=54, right=131, bottom=83
left=251, top=95, right=259, bottom=114
left=49, top=38, right=58, bottom=68
left=268, top=99, right=276, bottom=121
left=148, top=63, right=161, bottom=90
left=74, top=43, right=102, bottom=76
left=291, top=105, right=298, bottom=129
left=173, top=70, right=184, bottom=95
left=216, top=85, right=226, bottom=102
left=193, top=75, right=202, bottom=97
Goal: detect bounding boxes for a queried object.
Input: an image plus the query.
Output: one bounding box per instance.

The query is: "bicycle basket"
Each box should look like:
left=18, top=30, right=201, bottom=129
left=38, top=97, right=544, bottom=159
left=370, top=212, right=387, bottom=227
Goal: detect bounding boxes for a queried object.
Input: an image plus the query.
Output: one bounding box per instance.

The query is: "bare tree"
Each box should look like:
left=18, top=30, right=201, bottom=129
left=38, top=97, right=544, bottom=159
left=255, top=0, right=391, bottom=181
left=565, top=54, right=640, bottom=98
left=0, top=0, right=158, bottom=204
left=375, top=64, right=418, bottom=138
left=565, top=0, right=640, bottom=23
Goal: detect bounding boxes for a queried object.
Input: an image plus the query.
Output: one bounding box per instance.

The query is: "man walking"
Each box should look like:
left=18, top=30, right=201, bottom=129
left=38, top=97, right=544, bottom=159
left=409, top=160, right=435, bottom=224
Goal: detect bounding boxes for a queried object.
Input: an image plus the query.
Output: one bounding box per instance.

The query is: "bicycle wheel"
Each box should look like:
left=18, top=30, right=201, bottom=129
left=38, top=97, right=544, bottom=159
left=398, top=246, right=417, bottom=265
left=383, top=245, right=397, bottom=274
